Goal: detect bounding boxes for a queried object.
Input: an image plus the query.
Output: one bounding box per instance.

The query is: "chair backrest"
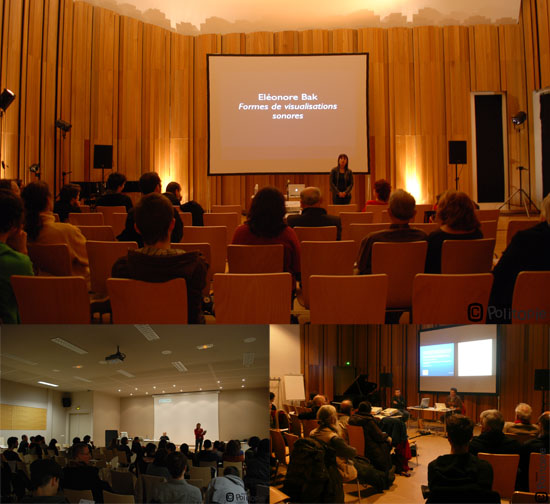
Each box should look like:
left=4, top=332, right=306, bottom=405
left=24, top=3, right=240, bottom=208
left=181, top=226, right=227, bottom=275
left=364, top=204, right=389, bottom=222
left=212, top=204, right=242, bottom=215
left=301, top=419, right=319, bottom=437
left=86, top=241, right=138, bottom=295
left=227, top=244, right=284, bottom=273
left=412, top=273, right=493, bottom=324
left=326, top=204, right=359, bottom=216
left=529, top=453, right=550, bottom=493
left=111, top=213, right=128, bottom=237
left=189, top=465, right=213, bottom=484
left=187, top=479, right=203, bottom=490
left=54, top=456, right=67, bottom=467
left=506, top=220, right=537, bottom=246
left=222, top=461, right=243, bottom=478
left=346, top=425, right=365, bottom=457
left=512, top=492, right=541, bottom=503
left=480, top=220, right=498, bottom=240
left=412, top=222, right=439, bottom=235
left=68, top=212, right=104, bottom=225
left=340, top=212, right=374, bottom=240
left=300, top=240, right=356, bottom=308
left=77, top=225, right=116, bottom=241
left=96, top=206, right=126, bottom=228
left=348, top=223, right=390, bottom=256
left=103, top=491, right=135, bottom=503
left=80, top=204, right=91, bottom=213
left=270, top=429, right=287, bottom=465
left=107, top=278, right=188, bottom=324
left=11, top=275, right=90, bottom=323
left=294, top=226, right=338, bottom=243
left=381, top=210, right=391, bottom=223
left=203, top=213, right=239, bottom=244
left=176, top=211, right=193, bottom=227
left=111, top=469, right=135, bottom=495
left=171, top=242, right=212, bottom=291
left=414, top=204, right=434, bottom=223
left=139, top=474, right=165, bottom=504
left=477, top=452, right=519, bottom=499
left=441, top=238, right=496, bottom=274
left=283, top=432, right=299, bottom=455
left=117, top=450, right=129, bottom=465
left=63, top=488, right=94, bottom=504
left=309, top=274, right=388, bottom=324
left=27, top=243, right=72, bottom=276
left=475, top=209, right=500, bottom=222
left=213, top=273, right=292, bottom=323
left=371, top=241, right=428, bottom=309
left=512, top=271, right=550, bottom=324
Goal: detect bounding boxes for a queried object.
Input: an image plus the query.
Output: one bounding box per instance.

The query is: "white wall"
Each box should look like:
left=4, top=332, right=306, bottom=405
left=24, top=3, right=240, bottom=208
left=92, top=392, right=121, bottom=447
left=120, top=396, right=155, bottom=440
left=269, top=325, right=301, bottom=408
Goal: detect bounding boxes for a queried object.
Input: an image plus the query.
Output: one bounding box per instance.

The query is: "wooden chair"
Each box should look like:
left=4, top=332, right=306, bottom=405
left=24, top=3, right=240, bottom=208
left=412, top=222, right=439, bottom=235
left=187, top=479, right=203, bottom=490
left=212, top=204, right=242, bottom=215
left=138, top=474, right=165, bottom=503
left=512, top=271, right=550, bottom=323
left=288, top=413, right=302, bottom=437
left=308, top=274, right=388, bottom=324
left=300, top=240, right=356, bottom=309
left=227, top=244, right=284, bottom=273
left=54, top=456, right=67, bottom=467
left=213, top=273, right=292, bottom=323
left=441, top=238, right=496, bottom=274
left=364, top=204, right=389, bottom=223
left=475, top=209, right=500, bottom=222
left=371, top=241, right=428, bottom=310
left=103, top=491, right=135, bottom=503
left=79, top=204, right=90, bottom=212
left=301, top=419, right=318, bottom=437
left=529, top=453, right=550, bottom=493
left=63, top=489, right=94, bottom=504
left=11, top=276, right=91, bottom=323
left=412, top=273, right=493, bottom=324
left=203, top=212, right=239, bottom=244
left=512, top=492, right=541, bottom=503
left=27, top=243, right=72, bottom=276
left=270, top=429, right=289, bottom=468
left=347, top=425, right=365, bottom=457
left=189, top=466, right=213, bottom=484
left=77, top=225, right=116, bottom=241
left=171, top=242, right=212, bottom=293
left=480, top=220, right=498, bottom=240
left=340, top=212, right=374, bottom=240
left=68, top=212, right=104, bottom=225
left=326, top=203, right=358, bottom=216
left=414, top=204, right=434, bottom=223
left=283, top=432, right=299, bottom=455
left=181, top=226, right=227, bottom=276
left=270, top=487, right=291, bottom=504
left=348, top=223, right=390, bottom=256
left=107, top=278, right=188, bottom=324
left=294, top=226, right=338, bottom=242
left=112, top=213, right=128, bottom=237
left=87, top=241, right=138, bottom=296
left=222, top=461, right=244, bottom=478
left=176, top=211, right=193, bottom=227
left=381, top=210, right=391, bottom=223
left=505, top=432, right=537, bottom=445
left=507, top=220, right=536, bottom=246
left=111, top=469, right=136, bottom=495
left=96, top=205, right=126, bottom=229
left=477, top=452, right=519, bottom=499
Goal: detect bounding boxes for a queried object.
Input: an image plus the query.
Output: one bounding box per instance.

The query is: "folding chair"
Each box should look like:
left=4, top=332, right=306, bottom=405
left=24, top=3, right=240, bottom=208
left=27, top=243, right=72, bottom=276
left=340, top=212, right=374, bottom=240
left=326, top=204, right=359, bottom=216
left=441, top=239, right=496, bottom=273
left=68, top=212, right=104, bottom=225
left=477, top=452, right=519, bottom=499
left=227, top=244, right=284, bottom=273
left=294, top=226, right=337, bottom=243
left=511, top=271, right=550, bottom=323
left=77, top=225, right=116, bottom=241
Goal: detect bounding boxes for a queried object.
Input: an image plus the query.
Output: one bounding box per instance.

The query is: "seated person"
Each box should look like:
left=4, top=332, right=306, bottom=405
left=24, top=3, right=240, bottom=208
left=444, top=387, right=464, bottom=419
left=245, top=437, right=260, bottom=462
left=21, top=459, right=68, bottom=503
left=0, top=190, right=33, bottom=323
left=469, top=409, right=521, bottom=456
left=53, top=184, right=81, bottom=222
left=390, top=389, right=410, bottom=422
left=48, top=439, right=59, bottom=457
left=179, top=444, right=196, bottom=467
left=223, top=440, right=244, bottom=463
left=503, top=403, right=540, bottom=436
left=95, top=172, right=133, bottom=211
left=517, top=411, right=550, bottom=491
left=205, top=466, right=248, bottom=504
left=4, top=437, right=22, bottom=461
left=425, top=190, right=483, bottom=274
left=489, top=193, right=550, bottom=322
left=427, top=415, right=495, bottom=502
left=0, top=179, right=21, bottom=195
left=112, top=193, right=208, bottom=324
left=163, top=181, right=183, bottom=206
left=244, top=438, right=270, bottom=498
left=298, top=394, right=326, bottom=420
left=139, top=443, right=156, bottom=475
left=357, top=189, right=427, bottom=274
left=18, top=435, right=30, bottom=455
left=159, top=432, right=170, bottom=441
left=117, top=436, right=132, bottom=463
left=196, top=440, right=219, bottom=464
left=287, top=187, right=342, bottom=240
left=363, top=179, right=391, bottom=210
left=146, top=449, right=172, bottom=480
left=338, top=399, right=354, bottom=443
left=63, top=443, right=111, bottom=503
left=117, top=172, right=182, bottom=246
left=152, top=452, right=202, bottom=503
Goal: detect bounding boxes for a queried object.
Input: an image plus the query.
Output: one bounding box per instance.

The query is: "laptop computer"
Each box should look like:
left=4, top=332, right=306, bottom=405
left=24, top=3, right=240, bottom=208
left=419, top=397, right=430, bottom=408
left=435, top=402, right=447, bottom=410
left=288, top=184, right=305, bottom=200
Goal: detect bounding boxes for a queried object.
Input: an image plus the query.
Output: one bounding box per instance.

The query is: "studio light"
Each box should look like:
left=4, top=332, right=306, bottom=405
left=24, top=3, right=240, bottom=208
left=512, top=111, right=527, bottom=125
left=0, top=89, right=15, bottom=112
left=55, top=119, right=72, bottom=132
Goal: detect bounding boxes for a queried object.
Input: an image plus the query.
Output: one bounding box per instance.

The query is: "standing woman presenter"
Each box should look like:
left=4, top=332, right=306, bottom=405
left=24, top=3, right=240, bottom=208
left=329, top=153, right=354, bottom=204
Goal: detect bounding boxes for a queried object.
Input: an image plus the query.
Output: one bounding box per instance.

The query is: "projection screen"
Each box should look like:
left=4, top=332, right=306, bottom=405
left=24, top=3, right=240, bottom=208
left=208, top=54, right=369, bottom=175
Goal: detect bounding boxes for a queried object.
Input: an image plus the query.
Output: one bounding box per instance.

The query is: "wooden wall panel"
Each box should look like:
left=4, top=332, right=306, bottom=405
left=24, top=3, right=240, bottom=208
left=537, top=0, right=550, bottom=88
left=0, top=404, right=47, bottom=430
left=470, top=25, right=502, bottom=91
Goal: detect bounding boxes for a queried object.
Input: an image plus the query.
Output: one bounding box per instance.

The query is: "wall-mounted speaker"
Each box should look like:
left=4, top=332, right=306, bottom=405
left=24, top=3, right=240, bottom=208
left=449, top=141, right=467, bottom=165
left=62, top=397, right=72, bottom=407
left=534, top=369, right=549, bottom=391
left=379, top=372, right=393, bottom=388
left=93, top=145, right=113, bottom=169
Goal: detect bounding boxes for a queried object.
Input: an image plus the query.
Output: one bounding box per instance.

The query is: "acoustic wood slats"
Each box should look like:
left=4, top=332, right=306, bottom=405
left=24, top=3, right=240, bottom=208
left=0, top=404, right=47, bottom=430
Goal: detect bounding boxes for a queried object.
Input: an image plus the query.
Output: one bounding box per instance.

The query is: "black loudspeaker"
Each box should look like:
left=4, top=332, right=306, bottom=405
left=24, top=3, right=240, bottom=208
left=534, top=369, right=550, bottom=391
left=380, top=372, right=393, bottom=388
left=105, top=430, right=118, bottom=447
left=449, top=141, right=467, bottom=164
left=62, top=397, right=71, bottom=407
left=93, top=145, right=113, bottom=169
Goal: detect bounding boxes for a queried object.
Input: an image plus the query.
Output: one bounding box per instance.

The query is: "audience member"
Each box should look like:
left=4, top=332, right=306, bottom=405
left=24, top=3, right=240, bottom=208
left=21, top=459, right=68, bottom=503
left=363, top=179, right=391, bottom=209
left=158, top=439, right=168, bottom=452
left=503, top=403, right=539, bottom=436
left=223, top=440, right=245, bottom=463
left=118, top=436, right=132, bottom=463
left=212, top=441, right=224, bottom=460
left=518, top=411, right=550, bottom=491
left=18, top=435, right=29, bottom=455
left=163, top=182, right=182, bottom=206
left=53, top=184, right=81, bottom=222
left=139, top=442, right=157, bottom=474
left=287, top=187, right=342, bottom=240
left=245, top=437, right=260, bottom=462
left=152, top=452, right=202, bottom=503
left=21, top=181, right=89, bottom=282
left=112, top=192, right=208, bottom=324
left=298, top=394, right=326, bottom=420
left=489, top=193, right=550, bottom=323
left=0, top=190, right=33, bottom=323
left=427, top=415, right=494, bottom=501
left=270, top=392, right=277, bottom=427
left=47, top=439, right=59, bottom=457
left=95, top=172, right=133, bottom=211
left=146, top=449, right=172, bottom=480
left=390, top=389, right=410, bottom=422
left=179, top=444, right=196, bottom=467
left=166, top=443, right=176, bottom=454
left=82, top=435, right=94, bottom=456
left=117, top=172, right=183, bottom=245
left=425, top=190, right=482, bottom=273
left=469, top=409, right=522, bottom=456
left=0, top=179, right=21, bottom=195
left=232, top=186, right=300, bottom=287
left=205, top=465, right=248, bottom=504
left=29, top=436, right=44, bottom=459
left=357, top=189, right=427, bottom=274
left=338, top=400, right=354, bottom=443
left=244, top=438, right=270, bottom=497
left=4, top=437, right=21, bottom=461
left=131, top=438, right=143, bottom=459
left=197, top=440, right=219, bottom=464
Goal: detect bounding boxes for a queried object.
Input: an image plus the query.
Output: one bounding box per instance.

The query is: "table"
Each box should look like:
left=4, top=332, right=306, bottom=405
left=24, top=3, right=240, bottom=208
left=407, top=406, right=452, bottom=435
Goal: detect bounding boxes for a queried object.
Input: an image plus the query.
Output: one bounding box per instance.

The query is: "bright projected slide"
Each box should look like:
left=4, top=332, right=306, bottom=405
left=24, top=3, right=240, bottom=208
left=419, top=326, right=497, bottom=393
left=154, top=391, right=219, bottom=444
left=208, top=54, right=369, bottom=175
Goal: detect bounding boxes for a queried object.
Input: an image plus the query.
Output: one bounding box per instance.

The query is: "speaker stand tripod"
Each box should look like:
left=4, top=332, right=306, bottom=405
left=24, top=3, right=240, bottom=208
left=499, top=166, right=539, bottom=217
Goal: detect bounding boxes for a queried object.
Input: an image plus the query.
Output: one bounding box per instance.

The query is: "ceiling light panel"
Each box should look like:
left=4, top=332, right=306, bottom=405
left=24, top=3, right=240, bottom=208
left=51, top=338, right=88, bottom=355
left=172, top=361, right=188, bottom=372
left=73, top=376, right=92, bottom=383
left=1, top=353, right=38, bottom=366
left=117, top=370, right=135, bottom=378
left=135, top=325, right=160, bottom=341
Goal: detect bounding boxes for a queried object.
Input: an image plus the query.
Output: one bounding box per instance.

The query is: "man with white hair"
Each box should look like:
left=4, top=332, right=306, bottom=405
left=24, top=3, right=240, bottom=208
left=503, top=403, right=540, bottom=436
left=469, top=410, right=521, bottom=456
left=489, top=192, right=550, bottom=322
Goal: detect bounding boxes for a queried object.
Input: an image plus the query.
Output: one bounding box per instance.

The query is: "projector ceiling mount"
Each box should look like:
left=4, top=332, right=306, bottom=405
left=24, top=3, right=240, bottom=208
left=105, top=345, right=126, bottom=364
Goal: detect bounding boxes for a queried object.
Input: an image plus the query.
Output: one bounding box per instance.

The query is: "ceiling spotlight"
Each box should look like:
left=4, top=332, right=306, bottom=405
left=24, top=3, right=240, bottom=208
left=173, top=384, right=176, bottom=387
left=217, top=381, right=220, bottom=384
left=130, top=393, right=133, bottom=396
left=118, top=389, right=121, bottom=392
left=179, top=389, right=182, bottom=392
left=241, top=385, right=245, bottom=388
left=242, top=378, right=246, bottom=382
left=134, top=388, right=138, bottom=391
left=145, top=392, right=148, bottom=395
left=196, top=344, right=214, bottom=350
left=219, top=386, right=223, bottom=389
left=512, top=111, right=527, bottom=125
